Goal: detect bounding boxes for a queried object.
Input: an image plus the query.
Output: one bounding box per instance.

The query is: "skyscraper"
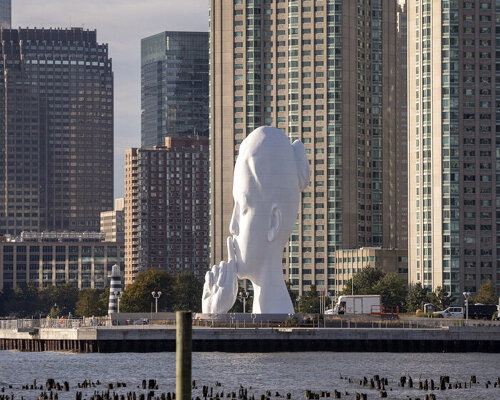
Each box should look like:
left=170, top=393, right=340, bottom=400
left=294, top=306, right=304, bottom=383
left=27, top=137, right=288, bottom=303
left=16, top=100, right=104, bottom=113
left=0, top=28, right=114, bottom=235
left=210, top=0, right=402, bottom=294
left=124, top=136, right=209, bottom=284
left=396, top=1, right=408, bottom=251
left=0, top=0, right=11, bottom=29
left=141, top=31, right=209, bottom=148
left=408, top=0, right=500, bottom=298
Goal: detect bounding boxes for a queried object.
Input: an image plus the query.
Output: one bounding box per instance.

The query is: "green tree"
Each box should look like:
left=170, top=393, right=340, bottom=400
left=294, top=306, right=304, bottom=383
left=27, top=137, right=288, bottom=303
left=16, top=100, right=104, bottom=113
left=406, top=282, right=429, bottom=312
left=19, top=283, right=43, bottom=317
left=120, top=269, right=174, bottom=312
left=427, top=286, right=454, bottom=310
left=473, top=280, right=497, bottom=305
left=49, top=303, right=61, bottom=318
left=2, top=283, right=42, bottom=318
left=75, top=289, right=107, bottom=317
left=0, top=287, right=16, bottom=317
left=172, top=271, right=203, bottom=312
left=342, top=267, right=385, bottom=295
left=99, top=287, right=110, bottom=313
left=298, top=284, right=320, bottom=313
left=40, top=284, right=79, bottom=316
left=373, top=273, right=408, bottom=312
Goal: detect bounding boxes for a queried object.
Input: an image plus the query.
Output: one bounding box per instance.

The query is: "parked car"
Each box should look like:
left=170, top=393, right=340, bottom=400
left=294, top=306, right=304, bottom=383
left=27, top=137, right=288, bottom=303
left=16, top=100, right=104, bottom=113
left=133, top=318, right=149, bottom=325
left=433, top=307, right=464, bottom=319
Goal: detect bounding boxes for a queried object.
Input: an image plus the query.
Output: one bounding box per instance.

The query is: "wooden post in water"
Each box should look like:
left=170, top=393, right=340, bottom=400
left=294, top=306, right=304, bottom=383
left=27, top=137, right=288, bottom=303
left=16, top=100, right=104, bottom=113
left=176, top=311, right=192, bottom=400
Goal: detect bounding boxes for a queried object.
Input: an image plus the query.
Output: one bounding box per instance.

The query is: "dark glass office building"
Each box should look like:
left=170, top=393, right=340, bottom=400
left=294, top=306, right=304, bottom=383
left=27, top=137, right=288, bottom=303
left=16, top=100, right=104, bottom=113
left=141, top=31, right=209, bottom=148
left=0, top=0, right=11, bottom=28
left=0, top=28, right=114, bottom=235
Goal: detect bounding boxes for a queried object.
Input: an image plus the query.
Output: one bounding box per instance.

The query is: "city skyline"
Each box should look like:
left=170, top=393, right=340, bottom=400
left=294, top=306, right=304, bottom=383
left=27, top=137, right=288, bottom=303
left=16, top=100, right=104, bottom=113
left=1, top=0, right=497, bottom=300
left=13, top=0, right=208, bottom=198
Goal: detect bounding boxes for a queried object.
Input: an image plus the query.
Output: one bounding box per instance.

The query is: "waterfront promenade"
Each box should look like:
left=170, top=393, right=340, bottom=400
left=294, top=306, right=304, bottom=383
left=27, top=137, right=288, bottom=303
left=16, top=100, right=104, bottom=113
left=1, top=317, right=499, bottom=353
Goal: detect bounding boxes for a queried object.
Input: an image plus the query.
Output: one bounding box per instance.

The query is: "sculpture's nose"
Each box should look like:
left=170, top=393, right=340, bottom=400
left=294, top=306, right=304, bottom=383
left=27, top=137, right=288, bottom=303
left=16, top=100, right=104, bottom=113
left=229, top=206, right=239, bottom=236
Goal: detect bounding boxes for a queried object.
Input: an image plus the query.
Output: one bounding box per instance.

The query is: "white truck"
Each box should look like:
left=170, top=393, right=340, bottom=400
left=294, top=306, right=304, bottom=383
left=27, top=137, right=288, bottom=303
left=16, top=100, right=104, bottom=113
left=331, top=295, right=382, bottom=315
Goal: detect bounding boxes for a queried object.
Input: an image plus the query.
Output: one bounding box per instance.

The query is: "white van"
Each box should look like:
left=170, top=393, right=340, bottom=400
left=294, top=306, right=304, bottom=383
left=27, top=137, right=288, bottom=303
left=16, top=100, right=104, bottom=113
left=433, top=307, right=464, bottom=318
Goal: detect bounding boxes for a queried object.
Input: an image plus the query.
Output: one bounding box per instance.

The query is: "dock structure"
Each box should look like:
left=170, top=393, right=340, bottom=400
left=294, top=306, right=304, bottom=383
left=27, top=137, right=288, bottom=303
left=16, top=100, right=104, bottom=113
left=1, top=325, right=499, bottom=353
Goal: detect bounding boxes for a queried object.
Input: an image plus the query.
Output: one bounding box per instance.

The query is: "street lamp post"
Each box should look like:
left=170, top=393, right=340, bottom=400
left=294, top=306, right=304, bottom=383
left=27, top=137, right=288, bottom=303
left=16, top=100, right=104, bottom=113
left=151, top=291, right=162, bottom=313
left=238, top=291, right=249, bottom=313
left=113, top=291, right=122, bottom=313
left=463, top=292, right=470, bottom=324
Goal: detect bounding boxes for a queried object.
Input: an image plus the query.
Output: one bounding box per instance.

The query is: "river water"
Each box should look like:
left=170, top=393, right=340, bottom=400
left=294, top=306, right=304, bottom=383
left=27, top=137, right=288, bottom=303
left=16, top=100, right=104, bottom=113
left=0, top=351, right=499, bottom=400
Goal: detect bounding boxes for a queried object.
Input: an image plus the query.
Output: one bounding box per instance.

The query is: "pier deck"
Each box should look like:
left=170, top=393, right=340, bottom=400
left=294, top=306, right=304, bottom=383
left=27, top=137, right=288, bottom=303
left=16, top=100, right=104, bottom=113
left=1, top=325, right=499, bottom=353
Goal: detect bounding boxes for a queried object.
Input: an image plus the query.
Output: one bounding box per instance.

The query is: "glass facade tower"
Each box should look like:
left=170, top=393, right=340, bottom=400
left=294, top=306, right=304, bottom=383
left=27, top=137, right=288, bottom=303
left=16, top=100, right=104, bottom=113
left=210, top=0, right=404, bottom=295
left=408, top=0, right=500, bottom=298
left=141, top=31, right=209, bottom=148
left=0, top=0, right=11, bottom=29
left=0, top=28, right=114, bottom=235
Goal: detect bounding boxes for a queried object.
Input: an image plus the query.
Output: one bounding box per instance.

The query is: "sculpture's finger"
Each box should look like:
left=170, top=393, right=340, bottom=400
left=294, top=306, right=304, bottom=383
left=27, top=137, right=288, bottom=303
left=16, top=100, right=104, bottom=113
left=202, top=273, right=212, bottom=301
left=206, top=269, right=215, bottom=288
left=211, top=264, right=220, bottom=285
left=217, top=261, right=227, bottom=287
left=227, top=236, right=237, bottom=267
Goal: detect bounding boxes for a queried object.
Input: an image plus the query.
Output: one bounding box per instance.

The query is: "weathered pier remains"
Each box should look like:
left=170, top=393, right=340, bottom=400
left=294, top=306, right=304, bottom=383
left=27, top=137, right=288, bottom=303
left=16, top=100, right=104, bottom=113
left=1, top=325, right=499, bottom=353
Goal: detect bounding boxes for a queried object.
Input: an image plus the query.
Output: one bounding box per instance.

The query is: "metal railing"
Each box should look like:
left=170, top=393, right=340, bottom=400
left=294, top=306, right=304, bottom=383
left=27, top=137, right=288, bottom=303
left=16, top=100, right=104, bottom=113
left=0, top=318, right=85, bottom=330
left=1, top=315, right=498, bottom=331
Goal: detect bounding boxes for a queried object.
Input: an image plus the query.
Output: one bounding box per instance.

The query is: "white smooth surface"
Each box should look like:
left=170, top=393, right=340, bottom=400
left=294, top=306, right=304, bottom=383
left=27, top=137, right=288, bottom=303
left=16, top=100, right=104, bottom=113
left=202, top=126, right=310, bottom=314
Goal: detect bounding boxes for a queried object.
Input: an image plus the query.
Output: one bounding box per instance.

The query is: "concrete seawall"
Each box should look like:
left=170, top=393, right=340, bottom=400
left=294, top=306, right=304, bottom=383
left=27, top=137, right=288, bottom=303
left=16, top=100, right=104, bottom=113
left=1, top=326, right=499, bottom=353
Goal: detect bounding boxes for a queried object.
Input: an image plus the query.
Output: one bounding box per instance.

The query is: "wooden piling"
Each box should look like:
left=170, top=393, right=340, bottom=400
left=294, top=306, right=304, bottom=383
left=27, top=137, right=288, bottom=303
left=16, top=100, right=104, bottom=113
left=176, top=311, right=192, bottom=400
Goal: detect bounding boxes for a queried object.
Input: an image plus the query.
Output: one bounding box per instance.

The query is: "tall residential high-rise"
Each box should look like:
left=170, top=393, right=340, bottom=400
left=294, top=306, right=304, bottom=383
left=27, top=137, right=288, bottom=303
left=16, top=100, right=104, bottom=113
left=0, top=0, right=11, bottom=28
left=141, top=31, right=209, bottom=148
left=124, top=136, right=209, bottom=284
left=408, top=0, right=500, bottom=298
left=396, top=1, right=408, bottom=250
left=210, top=0, right=402, bottom=294
left=0, top=28, right=114, bottom=236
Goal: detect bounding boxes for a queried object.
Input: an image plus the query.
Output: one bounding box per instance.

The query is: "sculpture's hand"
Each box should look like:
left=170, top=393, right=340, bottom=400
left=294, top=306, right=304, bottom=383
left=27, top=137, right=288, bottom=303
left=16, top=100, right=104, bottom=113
left=202, top=237, right=238, bottom=314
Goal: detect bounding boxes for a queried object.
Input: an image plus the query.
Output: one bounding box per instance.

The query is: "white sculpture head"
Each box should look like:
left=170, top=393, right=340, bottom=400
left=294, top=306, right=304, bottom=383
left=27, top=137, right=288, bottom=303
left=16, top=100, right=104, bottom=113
left=230, top=126, right=310, bottom=284
left=202, top=126, right=310, bottom=314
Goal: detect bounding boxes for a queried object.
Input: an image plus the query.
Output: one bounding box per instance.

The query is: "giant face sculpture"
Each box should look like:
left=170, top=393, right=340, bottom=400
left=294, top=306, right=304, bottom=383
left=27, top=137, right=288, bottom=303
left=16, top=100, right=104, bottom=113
left=202, top=126, right=310, bottom=314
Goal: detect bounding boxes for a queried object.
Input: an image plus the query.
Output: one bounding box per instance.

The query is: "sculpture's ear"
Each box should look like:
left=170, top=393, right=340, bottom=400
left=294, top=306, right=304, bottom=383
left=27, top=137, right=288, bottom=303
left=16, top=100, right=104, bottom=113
left=267, top=203, right=281, bottom=242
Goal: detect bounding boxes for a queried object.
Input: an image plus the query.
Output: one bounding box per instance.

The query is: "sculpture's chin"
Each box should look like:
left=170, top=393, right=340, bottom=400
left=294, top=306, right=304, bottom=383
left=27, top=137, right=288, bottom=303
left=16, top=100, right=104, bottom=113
left=234, top=262, right=251, bottom=281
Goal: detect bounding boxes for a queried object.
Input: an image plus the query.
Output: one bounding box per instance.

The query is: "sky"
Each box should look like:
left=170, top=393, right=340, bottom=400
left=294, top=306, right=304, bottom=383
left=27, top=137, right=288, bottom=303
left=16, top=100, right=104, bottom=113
left=14, top=0, right=209, bottom=199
